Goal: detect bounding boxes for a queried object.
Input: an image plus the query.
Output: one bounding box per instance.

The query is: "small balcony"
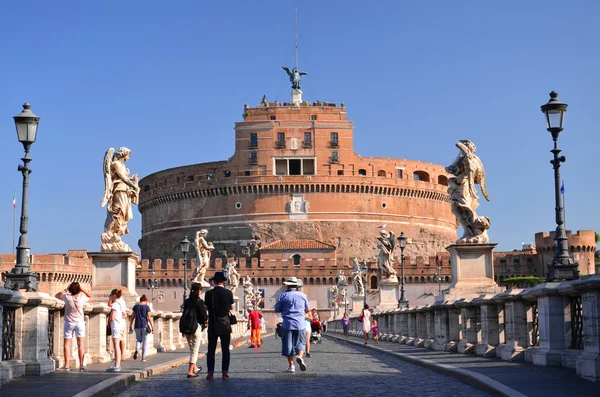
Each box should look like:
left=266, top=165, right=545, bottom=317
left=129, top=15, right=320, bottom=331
left=302, top=141, right=312, bottom=149
left=329, top=141, right=339, bottom=148
left=330, top=156, right=339, bottom=164
left=249, top=158, right=258, bottom=165
left=276, top=141, right=286, bottom=149
left=248, top=142, right=258, bottom=149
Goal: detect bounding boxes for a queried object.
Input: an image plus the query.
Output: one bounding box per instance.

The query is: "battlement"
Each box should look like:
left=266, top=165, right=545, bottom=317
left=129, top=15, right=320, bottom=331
left=535, top=230, right=596, bottom=252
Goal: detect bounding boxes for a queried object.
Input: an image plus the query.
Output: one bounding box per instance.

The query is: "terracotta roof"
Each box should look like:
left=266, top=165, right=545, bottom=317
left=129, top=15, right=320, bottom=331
left=260, top=240, right=337, bottom=251
left=65, top=250, right=88, bottom=258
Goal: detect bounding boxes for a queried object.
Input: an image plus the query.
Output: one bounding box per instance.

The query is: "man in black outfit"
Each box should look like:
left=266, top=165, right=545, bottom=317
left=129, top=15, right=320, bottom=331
left=204, top=271, right=235, bottom=380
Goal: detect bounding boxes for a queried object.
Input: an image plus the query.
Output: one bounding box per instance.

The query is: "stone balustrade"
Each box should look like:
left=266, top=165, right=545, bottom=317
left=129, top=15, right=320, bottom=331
left=0, top=289, right=247, bottom=387
left=328, top=275, right=600, bottom=382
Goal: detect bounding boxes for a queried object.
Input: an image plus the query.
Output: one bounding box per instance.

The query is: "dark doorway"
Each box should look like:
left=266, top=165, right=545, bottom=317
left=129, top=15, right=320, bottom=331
left=289, top=159, right=301, bottom=175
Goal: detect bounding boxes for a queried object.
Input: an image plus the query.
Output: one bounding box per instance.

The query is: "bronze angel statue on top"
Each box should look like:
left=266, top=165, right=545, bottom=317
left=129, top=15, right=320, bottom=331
left=446, top=140, right=491, bottom=244
left=282, top=66, right=308, bottom=90
left=101, top=147, right=140, bottom=252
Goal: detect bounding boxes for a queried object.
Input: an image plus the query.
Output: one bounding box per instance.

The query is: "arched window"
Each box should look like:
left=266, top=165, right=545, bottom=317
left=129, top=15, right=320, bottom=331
left=160, top=279, right=165, bottom=287
left=178, top=279, right=183, bottom=286
left=269, top=278, right=274, bottom=286
left=141, top=279, right=146, bottom=287
left=136, top=279, right=140, bottom=287
left=309, top=277, right=314, bottom=285
left=377, top=170, right=386, bottom=177
left=370, top=275, right=378, bottom=289
left=408, top=276, right=413, bottom=283
left=293, top=254, right=301, bottom=266
left=413, top=171, right=430, bottom=182
left=437, top=175, right=448, bottom=186
left=358, top=169, right=367, bottom=176
left=328, top=277, right=334, bottom=285
left=257, top=278, right=262, bottom=286
left=316, top=278, right=321, bottom=285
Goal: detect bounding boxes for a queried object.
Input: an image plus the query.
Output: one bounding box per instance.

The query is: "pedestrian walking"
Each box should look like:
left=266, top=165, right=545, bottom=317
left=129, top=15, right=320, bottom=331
left=361, top=304, right=372, bottom=345
left=247, top=308, right=263, bottom=348
left=274, top=276, right=309, bottom=373
left=107, top=289, right=126, bottom=372
left=342, top=312, right=350, bottom=338
left=371, top=320, right=380, bottom=344
left=180, top=283, right=208, bottom=378
left=204, top=272, right=235, bottom=380
left=108, top=290, right=129, bottom=362
left=129, top=295, right=154, bottom=362
left=55, top=282, right=91, bottom=372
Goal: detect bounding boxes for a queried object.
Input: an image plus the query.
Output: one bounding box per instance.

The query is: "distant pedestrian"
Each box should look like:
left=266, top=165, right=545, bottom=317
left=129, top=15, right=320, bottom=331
left=107, top=289, right=126, bottom=372
left=371, top=320, right=380, bottom=344
left=55, top=282, right=91, bottom=372
left=180, top=283, right=208, bottom=378
left=322, top=320, right=327, bottom=333
left=361, top=304, right=372, bottom=345
left=204, top=272, right=235, bottom=380
left=247, top=308, right=263, bottom=348
left=342, top=312, right=350, bottom=338
left=274, top=276, right=309, bottom=373
left=129, top=295, right=154, bottom=362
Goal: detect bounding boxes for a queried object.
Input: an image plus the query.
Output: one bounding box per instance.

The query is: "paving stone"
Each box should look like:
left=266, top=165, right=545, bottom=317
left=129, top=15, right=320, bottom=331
left=115, top=336, right=492, bottom=397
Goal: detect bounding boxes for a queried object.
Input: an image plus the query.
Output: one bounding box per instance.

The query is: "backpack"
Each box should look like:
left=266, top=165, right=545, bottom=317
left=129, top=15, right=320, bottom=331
left=179, top=304, right=198, bottom=335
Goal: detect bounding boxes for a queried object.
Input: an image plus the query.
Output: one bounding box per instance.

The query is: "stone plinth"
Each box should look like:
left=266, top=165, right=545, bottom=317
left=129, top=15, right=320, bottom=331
left=88, top=251, right=139, bottom=306
left=439, top=243, right=503, bottom=302
left=375, top=280, right=399, bottom=311
left=21, top=293, right=60, bottom=374
left=291, top=89, right=303, bottom=105
left=351, top=295, right=364, bottom=313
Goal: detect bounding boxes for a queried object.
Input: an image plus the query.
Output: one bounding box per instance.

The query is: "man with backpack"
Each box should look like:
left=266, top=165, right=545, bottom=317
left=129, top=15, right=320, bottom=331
left=180, top=283, right=208, bottom=378
left=204, top=271, right=235, bottom=380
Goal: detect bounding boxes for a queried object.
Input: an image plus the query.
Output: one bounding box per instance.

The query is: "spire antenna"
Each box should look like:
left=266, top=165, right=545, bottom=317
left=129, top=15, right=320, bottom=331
left=295, top=7, right=299, bottom=69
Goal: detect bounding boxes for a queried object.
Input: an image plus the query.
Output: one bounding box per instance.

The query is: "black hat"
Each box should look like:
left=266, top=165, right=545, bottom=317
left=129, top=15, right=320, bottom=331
left=210, top=271, right=228, bottom=283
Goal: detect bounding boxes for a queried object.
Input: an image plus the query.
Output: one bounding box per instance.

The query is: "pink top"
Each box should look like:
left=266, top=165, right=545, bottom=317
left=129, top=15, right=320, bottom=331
left=61, top=294, right=89, bottom=323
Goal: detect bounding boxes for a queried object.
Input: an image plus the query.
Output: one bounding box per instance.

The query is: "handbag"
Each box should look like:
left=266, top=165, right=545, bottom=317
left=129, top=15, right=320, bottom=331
left=146, top=325, right=152, bottom=334
left=229, top=312, right=238, bottom=325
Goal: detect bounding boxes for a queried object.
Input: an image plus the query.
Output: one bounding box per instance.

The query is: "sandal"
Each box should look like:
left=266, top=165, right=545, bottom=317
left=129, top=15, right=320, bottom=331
left=187, top=373, right=199, bottom=378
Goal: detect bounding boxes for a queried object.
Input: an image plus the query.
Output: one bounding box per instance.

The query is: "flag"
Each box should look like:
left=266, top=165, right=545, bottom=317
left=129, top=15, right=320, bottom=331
left=12, top=190, right=16, bottom=209
left=560, top=181, right=565, bottom=195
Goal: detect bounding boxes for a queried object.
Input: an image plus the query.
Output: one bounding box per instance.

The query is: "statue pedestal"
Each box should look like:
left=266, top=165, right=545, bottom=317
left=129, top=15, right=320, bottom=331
left=375, top=281, right=399, bottom=311
left=89, top=251, right=139, bottom=306
left=291, top=89, right=303, bottom=106
left=437, top=243, right=502, bottom=302
left=351, top=295, right=364, bottom=313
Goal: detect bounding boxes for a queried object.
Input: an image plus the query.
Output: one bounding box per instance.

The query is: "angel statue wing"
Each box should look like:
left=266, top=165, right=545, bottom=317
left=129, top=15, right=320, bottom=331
left=282, top=66, right=292, bottom=77
left=473, top=157, right=490, bottom=201
left=100, top=148, right=114, bottom=207
left=388, top=230, right=396, bottom=252
left=299, top=71, right=308, bottom=76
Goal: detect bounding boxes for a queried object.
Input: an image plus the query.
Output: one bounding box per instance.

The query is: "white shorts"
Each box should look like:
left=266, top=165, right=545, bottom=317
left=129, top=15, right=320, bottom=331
left=110, top=322, right=124, bottom=339
left=64, top=321, right=86, bottom=339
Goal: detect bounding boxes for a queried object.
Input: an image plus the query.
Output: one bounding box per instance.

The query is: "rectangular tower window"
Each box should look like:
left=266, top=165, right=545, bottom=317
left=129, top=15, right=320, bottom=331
left=270, top=115, right=276, bottom=121
left=396, top=168, right=404, bottom=179
left=249, top=151, right=258, bottom=165
left=331, top=151, right=339, bottom=163
left=277, top=132, right=285, bottom=148
left=303, top=132, right=312, bottom=148
left=289, top=159, right=302, bottom=175
left=249, top=133, right=258, bottom=149
left=302, top=159, right=315, bottom=175
left=311, top=115, right=317, bottom=121
left=330, top=132, right=339, bottom=148
left=275, top=159, right=287, bottom=175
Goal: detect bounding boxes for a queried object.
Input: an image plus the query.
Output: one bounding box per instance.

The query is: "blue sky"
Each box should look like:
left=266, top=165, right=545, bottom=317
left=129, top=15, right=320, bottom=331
left=0, top=1, right=598, bottom=255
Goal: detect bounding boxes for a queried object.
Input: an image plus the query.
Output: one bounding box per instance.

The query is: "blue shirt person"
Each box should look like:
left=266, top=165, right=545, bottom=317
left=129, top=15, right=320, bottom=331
left=274, top=277, right=310, bottom=373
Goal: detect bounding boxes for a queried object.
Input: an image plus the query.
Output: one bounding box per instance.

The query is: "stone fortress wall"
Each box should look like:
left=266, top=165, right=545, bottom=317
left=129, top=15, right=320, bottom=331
left=138, top=99, right=457, bottom=263
left=535, top=230, right=596, bottom=276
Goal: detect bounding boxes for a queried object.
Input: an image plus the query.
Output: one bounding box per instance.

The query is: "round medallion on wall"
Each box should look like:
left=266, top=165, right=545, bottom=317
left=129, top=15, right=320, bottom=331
left=381, top=202, right=388, bottom=209
left=235, top=202, right=242, bottom=210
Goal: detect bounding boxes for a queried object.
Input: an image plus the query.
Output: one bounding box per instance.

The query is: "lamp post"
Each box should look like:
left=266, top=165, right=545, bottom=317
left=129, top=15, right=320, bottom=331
left=180, top=235, right=191, bottom=308
left=397, top=232, right=409, bottom=309
left=5, top=103, right=40, bottom=291
left=148, top=271, right=159, bottom=310
left=540, top=92, right=579, bottom=281
left=433, top=260, right=442, bottom=295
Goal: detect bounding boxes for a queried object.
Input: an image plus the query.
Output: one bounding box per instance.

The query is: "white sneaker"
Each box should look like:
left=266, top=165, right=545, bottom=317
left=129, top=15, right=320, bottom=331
left=286, top=365, right=295, bottom=373
left=296, top=356, right=307, bottom=372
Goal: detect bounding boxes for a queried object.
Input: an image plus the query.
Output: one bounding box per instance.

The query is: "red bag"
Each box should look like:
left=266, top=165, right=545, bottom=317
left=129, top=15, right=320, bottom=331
left=358, top=315, right=364, bottom=322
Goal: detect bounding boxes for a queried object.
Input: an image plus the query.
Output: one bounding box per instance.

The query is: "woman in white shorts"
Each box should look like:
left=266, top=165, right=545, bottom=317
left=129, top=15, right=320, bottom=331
left=108, top=289, right=125, bottom=372
left=55, top=282, right=91, bottom=372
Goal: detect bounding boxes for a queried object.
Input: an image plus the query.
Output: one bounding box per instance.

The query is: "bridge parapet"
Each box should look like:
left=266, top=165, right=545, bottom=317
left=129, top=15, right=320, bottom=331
left=328, top=274, right=600, bottom=382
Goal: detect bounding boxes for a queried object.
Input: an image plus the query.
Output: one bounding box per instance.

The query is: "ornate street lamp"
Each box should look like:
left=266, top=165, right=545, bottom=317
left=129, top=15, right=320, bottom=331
left=397, top=232, right=409, bottom=309
left=5, top=103, right=40, bottom=291
left=180, top=235, right=191, bottom=308
left=540, top=92, right=579, bottom=281
left=148, top=271, right=159, bottom=310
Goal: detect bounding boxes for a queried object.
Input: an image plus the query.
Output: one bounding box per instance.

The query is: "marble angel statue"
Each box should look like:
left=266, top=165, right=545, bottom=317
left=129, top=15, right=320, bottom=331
left=243, top=276, right=254, bottom=310
left=100, top=147, right=139, bottom=252
left=445, top=140, right=491, bottom=243
left=192, top=229, right=214, bottom=286
left=350, top=257, right=366, bottom=296
left=224, top=261, right=240, bottom=295
left=377, top=230, right=398, bottom=282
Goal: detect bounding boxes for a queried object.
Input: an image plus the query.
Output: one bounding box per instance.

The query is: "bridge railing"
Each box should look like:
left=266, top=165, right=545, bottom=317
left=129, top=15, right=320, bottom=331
left=328, top=274, right=600, bottom=382
left=0, top=290, right=248, bottom=387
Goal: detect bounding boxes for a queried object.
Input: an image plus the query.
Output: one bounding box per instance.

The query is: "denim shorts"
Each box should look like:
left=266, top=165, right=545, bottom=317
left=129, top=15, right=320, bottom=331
left=281, top=328, right=306, bottom=357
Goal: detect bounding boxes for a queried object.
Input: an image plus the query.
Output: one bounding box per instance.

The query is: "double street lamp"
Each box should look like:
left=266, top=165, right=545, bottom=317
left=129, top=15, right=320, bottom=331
left=540, top=92, right=579, bottom=282
left=397, top=232, right=409, bottom=309
left=180, top=235, right=191, bottom=309
left=5, top=103, right=40, bottom=291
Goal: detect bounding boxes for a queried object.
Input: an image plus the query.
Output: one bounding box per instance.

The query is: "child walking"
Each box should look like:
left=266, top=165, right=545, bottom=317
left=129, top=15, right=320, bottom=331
left=371, top=320, right=380, bottom=344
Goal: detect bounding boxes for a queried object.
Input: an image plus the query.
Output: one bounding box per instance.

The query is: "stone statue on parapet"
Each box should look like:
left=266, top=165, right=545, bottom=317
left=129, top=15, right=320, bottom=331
left=282, top=66, right=308, bottom=90
left=377, top=230, right=398, bottom=282
left=100, top=147, right=139, bottom=252
left=192, top=229, right=214, bottom=287
left=446, top=140, right=491, bottom=244
left=350, top=257, right=366, bottom=296
left=243, top=276, right=254, bottom=310
left=224, top=261, right=240, bottom=295
left=329, top=285, right=339, bottom=308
